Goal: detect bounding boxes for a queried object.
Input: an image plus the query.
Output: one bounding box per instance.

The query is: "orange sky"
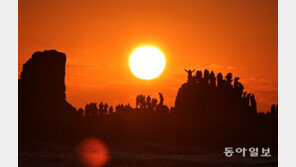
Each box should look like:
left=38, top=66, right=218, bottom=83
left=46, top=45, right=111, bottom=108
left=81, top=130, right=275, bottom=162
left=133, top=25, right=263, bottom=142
left=19, top=0, right=278, bottom=112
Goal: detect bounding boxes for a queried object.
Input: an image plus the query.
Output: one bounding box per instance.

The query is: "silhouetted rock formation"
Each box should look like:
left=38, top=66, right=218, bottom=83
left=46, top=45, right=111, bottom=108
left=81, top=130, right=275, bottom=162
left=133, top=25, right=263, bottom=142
left=174, top=69, right=277, bottom=147
left=175, top=70, right=252, bottom=122
left=19, top=50, right=70, bottom=139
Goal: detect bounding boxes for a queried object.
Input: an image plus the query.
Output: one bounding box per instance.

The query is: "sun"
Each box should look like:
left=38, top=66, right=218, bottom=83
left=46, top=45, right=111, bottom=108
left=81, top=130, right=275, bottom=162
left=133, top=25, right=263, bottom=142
left=129, top=46, right=166, bottom=80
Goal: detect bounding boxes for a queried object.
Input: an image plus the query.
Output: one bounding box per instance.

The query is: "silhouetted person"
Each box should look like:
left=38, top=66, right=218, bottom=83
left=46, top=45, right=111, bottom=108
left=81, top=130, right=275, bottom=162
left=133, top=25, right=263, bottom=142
left=225, top=73, right=233, bottom=88
left=142, top=95, right=147, bottom=109
left=195, top=70, right=203, bottom=83
left=234, top=77, right=239, bottom=88
left=245, top=93, right=251, bottom=106
left=203, top=69, right=210, bottom=85
left=103, top=103, right=108, bottom=115
left=185, top=69, right=195, bottom=83
left=234, top=77, right=244, bottom=97
left=151, top=98, right=158, bottom=111
left=109, top=106, right=114, bottom=114
left=243, top=92, right=247, bottom=99
left=136, top=95, right=140, bottom=108
left=138, top=94, right=146, bottom=109
left=217, top=73, right=224, bottom=88
left=146, top=95, right=152, bottom=111
left=146, top=95, right=151, bottom=106
left=159, top=93, right=164, bottom=106
left=99, top=102, right=104, bottom=116
left=115, top=105, right=121, bottom=114
left=209, top=71, right=216, bottom=87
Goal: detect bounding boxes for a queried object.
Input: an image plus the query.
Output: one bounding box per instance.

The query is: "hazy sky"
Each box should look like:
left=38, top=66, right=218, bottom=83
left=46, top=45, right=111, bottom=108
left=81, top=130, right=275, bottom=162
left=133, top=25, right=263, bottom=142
left=19, top=0, right=278, bottom=112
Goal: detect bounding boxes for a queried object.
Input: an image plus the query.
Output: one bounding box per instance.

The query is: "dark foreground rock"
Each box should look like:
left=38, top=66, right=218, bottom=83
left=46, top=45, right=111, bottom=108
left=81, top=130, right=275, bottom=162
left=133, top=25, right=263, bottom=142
left=19, top=50, right=74, bottom=140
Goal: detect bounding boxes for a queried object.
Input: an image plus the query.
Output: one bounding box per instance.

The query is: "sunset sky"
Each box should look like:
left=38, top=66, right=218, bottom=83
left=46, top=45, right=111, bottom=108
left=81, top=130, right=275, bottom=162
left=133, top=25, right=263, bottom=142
left=19, top=0, right=278, bottom=112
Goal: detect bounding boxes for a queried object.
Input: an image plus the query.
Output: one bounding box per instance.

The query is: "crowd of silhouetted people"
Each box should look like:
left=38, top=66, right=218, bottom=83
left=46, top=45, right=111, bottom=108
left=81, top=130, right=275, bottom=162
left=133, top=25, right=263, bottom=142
left=66, top=92, right=171, bottom=123
left=64, top=68, right=278, bottom=122
left=176, top=68, right=277, bottom=117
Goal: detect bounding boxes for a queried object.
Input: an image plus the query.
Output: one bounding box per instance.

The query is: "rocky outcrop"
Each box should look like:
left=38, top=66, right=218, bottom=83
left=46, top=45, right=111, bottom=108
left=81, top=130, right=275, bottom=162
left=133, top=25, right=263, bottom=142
left=19, top=50, right=68, bottom=139
left=173, top=70, right=277, bottom=147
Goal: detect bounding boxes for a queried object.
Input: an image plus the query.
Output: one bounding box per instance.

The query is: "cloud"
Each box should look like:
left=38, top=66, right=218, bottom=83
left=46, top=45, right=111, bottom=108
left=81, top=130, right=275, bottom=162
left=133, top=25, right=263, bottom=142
left=208, top=64, right=224, bottom=69
left=226, top=66, right=235, bottom=70
left=243, top=78, right=274, bottom=85
left=66, top=64, right=100, bottom=68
